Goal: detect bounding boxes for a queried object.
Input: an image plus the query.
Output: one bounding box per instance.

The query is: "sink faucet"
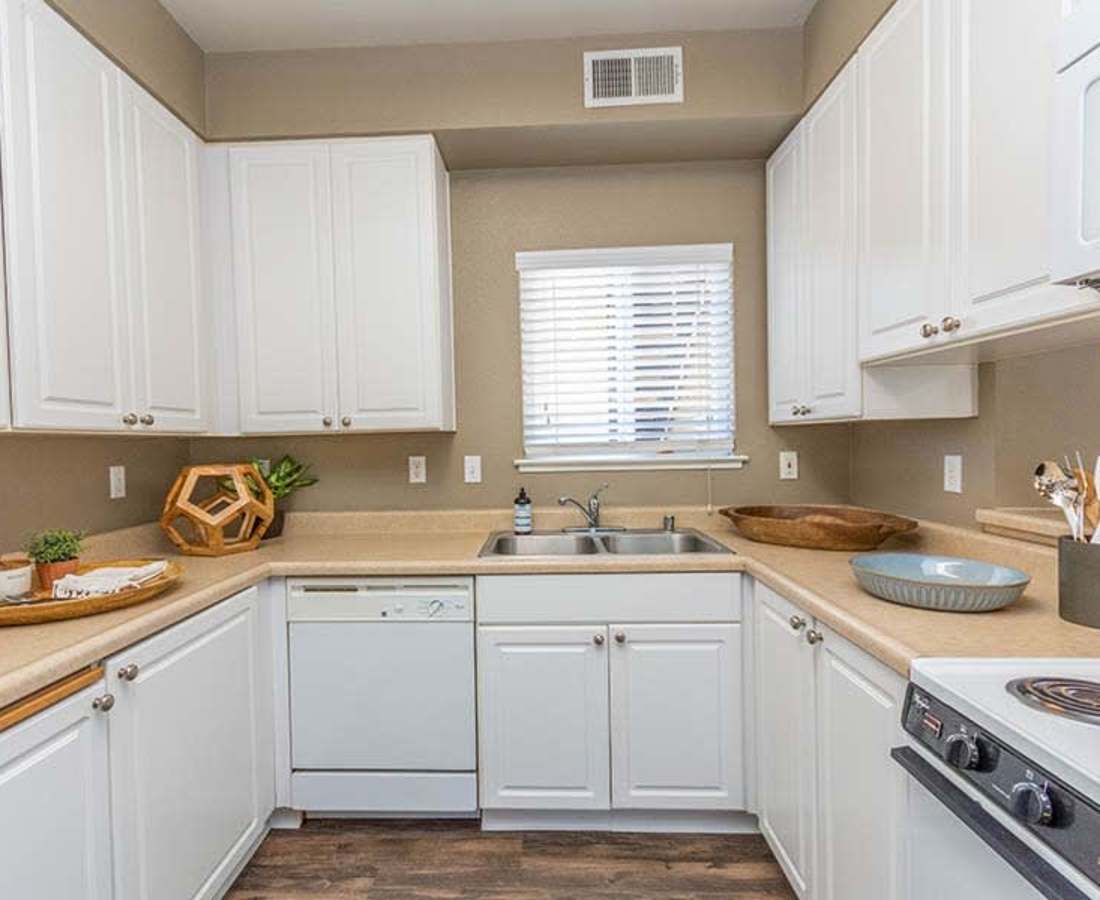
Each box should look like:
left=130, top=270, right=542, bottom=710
left=559, top=483, right=610, bottom=530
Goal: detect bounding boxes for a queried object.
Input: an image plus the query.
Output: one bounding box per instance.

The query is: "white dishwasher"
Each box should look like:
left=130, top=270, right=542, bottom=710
left=287, top=577, right=476, bottom=813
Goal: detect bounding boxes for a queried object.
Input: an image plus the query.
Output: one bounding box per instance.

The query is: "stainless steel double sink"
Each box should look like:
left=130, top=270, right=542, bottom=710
left=479, top=528, right=733, bottom=557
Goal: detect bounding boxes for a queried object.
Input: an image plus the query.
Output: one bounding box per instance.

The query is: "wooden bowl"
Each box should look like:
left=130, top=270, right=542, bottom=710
left=719, top=505, right=918, bottom=551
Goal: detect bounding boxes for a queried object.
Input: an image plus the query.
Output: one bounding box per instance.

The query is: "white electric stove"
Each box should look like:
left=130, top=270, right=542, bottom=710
left=898, top=658, right=1100, bottom=900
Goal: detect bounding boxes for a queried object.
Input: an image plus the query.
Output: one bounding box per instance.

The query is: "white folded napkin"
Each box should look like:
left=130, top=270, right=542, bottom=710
left=52, top=560, right=168, bottom=599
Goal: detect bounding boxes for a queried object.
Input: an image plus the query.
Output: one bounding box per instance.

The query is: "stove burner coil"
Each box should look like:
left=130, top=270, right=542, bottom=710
left=1007, top=677, right=1100, bottom=724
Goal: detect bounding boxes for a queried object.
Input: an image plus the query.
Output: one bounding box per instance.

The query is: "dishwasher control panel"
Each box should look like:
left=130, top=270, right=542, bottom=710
left=287, top=578, right=473, bottom=622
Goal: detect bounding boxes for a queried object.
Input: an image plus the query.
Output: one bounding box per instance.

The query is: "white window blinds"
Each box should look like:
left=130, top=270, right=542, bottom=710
left=516, top=244, right=735, bottom=467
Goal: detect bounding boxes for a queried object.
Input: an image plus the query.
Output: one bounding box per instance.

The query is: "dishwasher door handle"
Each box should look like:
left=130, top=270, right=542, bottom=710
left=891, top=747, right=1090, bottom=900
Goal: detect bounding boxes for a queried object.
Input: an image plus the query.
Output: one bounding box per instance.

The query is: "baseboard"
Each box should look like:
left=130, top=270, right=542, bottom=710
left=269, top=808, right=304, bottom=830
left=480, top=809, right=759, bottom=834
left=211, top=824, right=270, bottom=900
left=304, top=811, right=481, bottom=820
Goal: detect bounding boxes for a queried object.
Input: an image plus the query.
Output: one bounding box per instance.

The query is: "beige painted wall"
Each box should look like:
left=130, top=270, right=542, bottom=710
left=801, top=0, right=894, bottom=107
left=0, top=436, right=189, bottom=552
left=203, top=28, right=802, bottom=142
left=191, top=161, right=852, bottom=515
left=47, top=0, right=205, bottom=132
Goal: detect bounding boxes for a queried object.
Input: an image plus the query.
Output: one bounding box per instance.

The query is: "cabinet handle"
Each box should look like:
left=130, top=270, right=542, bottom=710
left=139, top=414, right=154, bottom=426
left=614, top=631, right=626, bottom=644
left=322, top=416, right=333, bottom=427
left=920, top=323, right=940, bottom=338
left=941, top=316, right=962, bottom=333
left=341, top=416, right=352, bottom=427
left=91, top=693, right=115, bottom=712
left=789, top=615, right=807, bottom=631
left=593, top=633, right=605, bottom=646
left=117, top=663, right=139, bottom=682
left=122, top=413, right=138, bottom=426
left=806, top=629, right=824, bottom=646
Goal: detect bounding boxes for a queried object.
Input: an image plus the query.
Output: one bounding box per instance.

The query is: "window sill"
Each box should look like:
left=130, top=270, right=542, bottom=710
left=514, top=455, right=749, bottom=474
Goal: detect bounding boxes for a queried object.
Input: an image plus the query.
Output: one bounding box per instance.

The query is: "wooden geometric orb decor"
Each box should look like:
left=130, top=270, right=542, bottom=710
left=160, top=463, right=275, bottom=557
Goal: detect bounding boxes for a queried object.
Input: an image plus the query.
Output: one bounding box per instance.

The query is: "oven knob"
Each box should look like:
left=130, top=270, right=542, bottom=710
left=1010, top=782, right=1054, bottom=826
left=943, top=733, right=981, bottom=770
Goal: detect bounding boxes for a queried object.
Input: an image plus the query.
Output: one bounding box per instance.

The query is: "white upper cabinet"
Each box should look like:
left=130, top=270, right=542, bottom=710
left=227, top=136, right=455, bottom=435
left=799, top=58, right=861, bottom=420
left=608, top=623, right=743, bottom=810
left=0, top=0, right=209, bottom=432
left=0, top=216, right=10, bottom=430
left=1052, top=7, right=1100, bottom=285
left=332, top=137, right=455, bottom=431
left=118, top=75, right=209, bottom=432
left=857, top=0, right=951, bottom=361
left=0, top=679, right=113, bottom=900
left=955, top=0, right=1087, bottom=333
left=230, top=143, right=339, bottom=434
left=0, top=0, right=129, bottom=430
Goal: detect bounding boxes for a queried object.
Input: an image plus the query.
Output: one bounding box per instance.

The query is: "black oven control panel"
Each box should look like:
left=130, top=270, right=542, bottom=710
left=902, top=684, right=1100, bottom=888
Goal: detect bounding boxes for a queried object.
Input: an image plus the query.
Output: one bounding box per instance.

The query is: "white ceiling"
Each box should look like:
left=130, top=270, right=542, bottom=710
left=160, top=0, right=817, bottom=53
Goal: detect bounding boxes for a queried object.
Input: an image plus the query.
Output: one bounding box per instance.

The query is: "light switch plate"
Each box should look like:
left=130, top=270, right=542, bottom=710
left=464, top=455, right=482, bottom=484
left=779, top=451, right=799, bottom=481
left=109, top=465, right=126, bottom=499
left=408, top=455, right=427, bottom=484
left=944, top=454, right=963, bottom=493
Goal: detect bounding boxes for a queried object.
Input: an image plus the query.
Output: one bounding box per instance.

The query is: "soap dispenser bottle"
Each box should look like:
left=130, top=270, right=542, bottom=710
left=513, top=487, right=533, bottom=534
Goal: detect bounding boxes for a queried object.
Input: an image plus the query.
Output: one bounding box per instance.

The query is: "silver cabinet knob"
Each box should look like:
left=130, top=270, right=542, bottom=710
left=941, top=316, right=962, bottom=333
left=791, top=405, right=800, bottom=416
left=799, top=405, right=812, bottom=416
left=322, top=416, right=333, bottom=427
left=91, top=693, right=115, bottom=712
left=789, top=615, right=807, bottom=631
left=806, top=629, right=824, bottom=646
left=139, top=414, right=154, bottom=426
left=117, top=663, right=139, bottom=682
left=614, top=631, right=626, bottom=644
left=122, top=413, right=138, bottom=426
left=593, top=633, right=605, bottom=646
left=920, top=322, right=940, bottom=338
left=341, top=416, right=352, bottom=427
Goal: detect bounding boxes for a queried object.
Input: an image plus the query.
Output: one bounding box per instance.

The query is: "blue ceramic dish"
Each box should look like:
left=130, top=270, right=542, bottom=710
left=849, top=553, right=1031, bottom=612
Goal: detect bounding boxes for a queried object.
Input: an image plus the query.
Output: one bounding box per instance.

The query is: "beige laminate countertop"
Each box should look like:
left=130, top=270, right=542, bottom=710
left=1, top=507, right=1098, bottom=709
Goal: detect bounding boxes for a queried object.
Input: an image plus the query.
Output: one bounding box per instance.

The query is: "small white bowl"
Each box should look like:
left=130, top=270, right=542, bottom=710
left=0, top=561, right=33, bottom=598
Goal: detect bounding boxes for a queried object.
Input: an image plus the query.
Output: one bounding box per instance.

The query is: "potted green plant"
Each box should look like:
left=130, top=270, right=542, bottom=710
left=25, top=528, right=85, bottom=592
left=220, top=456, right=318, bottom=540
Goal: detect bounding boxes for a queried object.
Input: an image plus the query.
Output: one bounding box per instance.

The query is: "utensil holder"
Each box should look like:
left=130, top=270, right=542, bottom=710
left=1058, top=537, right=1100, bottom=629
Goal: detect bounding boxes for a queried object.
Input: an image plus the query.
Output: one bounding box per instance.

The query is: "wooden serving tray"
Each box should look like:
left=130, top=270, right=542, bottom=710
left=0, top=559, right=183, bottom=626
left=720, top=505, right=917, bottom=551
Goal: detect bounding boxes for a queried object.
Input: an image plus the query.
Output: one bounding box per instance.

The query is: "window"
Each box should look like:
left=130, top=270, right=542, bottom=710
left=515, top=243, right=740, bottom=471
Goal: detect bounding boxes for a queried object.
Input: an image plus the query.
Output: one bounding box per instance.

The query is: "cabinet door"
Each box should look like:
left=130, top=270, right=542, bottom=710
left=814, top=623, right=907, bottom=900
left=609, top=623, right=743, bottom=810
left=108, top=587, right=274, bottom=900
left=0, top=681, right=112, bottom=900
left=230, top=144, right=338, bottom=433
left=858, top=0, right=951, bottom=361
left=1052, top=42, right=1100, bottom=284
left=766, top=128, right=806, bottom=424
left=332, top=137, right=450, bottom=430
left=0, top=0, right=130, bottom=430
left=802, top=59, right=861, bottom=420
left=478, top=626, right=610, bottom=810
left=955, top=0, right=1087, bottom=332
left=754, top=585, right=816, bottom=898
left=119, top=74, right=208, bottom=432
left=0, top=217, right=10, bottom=429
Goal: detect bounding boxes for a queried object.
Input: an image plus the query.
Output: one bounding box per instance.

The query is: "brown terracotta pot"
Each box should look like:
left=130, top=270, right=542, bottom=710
left=35, top=558, right=80, bottom=592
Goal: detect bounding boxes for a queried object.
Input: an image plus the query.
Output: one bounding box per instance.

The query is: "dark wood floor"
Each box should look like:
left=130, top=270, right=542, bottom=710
left=225, top=819, right=796, bottom=900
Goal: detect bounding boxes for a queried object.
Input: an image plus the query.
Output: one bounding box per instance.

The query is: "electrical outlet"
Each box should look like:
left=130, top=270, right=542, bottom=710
left=944, top=454, right=963, bottom=493
left=109, top=465, right=126, bottom=499
left=408, top=455, right=427, bottom=484
left=779, top=451, right=799, bottom=481
left=464, top=455, right=482, bottom=484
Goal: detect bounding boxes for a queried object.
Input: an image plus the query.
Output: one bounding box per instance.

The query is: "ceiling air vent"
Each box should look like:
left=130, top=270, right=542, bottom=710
left=583, top=47, right=684, bottom=108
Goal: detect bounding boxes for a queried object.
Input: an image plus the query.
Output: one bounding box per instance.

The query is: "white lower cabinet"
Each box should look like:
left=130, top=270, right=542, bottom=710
left=107, top=586, right=274, bottom=900
left=0, top=678, right=113, bottom=900
left=754, top=582, right=907, bottom=900
left=478, top=626, right=610, bottom=810
left=609, top=624, right=742, bottom=810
